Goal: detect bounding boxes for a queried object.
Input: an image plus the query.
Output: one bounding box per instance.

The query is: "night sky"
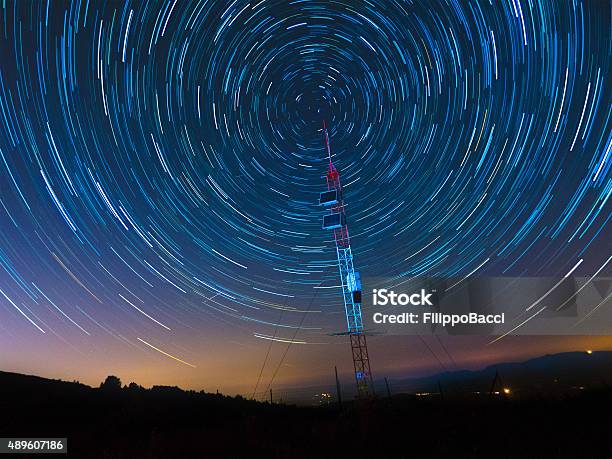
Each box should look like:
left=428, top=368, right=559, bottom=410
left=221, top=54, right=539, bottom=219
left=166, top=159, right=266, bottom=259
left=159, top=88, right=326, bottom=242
left=0, top=0, right=610, bottom=397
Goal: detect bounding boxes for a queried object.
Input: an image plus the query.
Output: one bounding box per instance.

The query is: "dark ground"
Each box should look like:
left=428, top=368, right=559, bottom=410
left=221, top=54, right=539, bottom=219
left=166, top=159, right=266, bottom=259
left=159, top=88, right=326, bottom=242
left=1, top=370, right=611, bottom=458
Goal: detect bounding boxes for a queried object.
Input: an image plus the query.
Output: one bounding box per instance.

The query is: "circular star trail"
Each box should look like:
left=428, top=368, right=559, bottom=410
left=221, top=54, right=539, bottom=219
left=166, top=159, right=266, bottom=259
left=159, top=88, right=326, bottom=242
left=0, top=1, right=609, bottom=352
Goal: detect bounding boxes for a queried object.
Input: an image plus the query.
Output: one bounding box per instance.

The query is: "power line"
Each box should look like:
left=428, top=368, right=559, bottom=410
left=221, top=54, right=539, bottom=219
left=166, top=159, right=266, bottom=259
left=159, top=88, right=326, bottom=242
left=417, top=335, right=449, bottom=373
left=262, top=284, right=322, bottom=398
left=252, top=306, right=285, bottom=400
left=435, top=335, right=459, bottom=370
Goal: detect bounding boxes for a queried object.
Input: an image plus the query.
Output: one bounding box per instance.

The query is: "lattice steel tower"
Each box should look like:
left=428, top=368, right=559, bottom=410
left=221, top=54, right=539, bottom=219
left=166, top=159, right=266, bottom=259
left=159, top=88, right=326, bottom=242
left=319, top=121, right=374, bottom=397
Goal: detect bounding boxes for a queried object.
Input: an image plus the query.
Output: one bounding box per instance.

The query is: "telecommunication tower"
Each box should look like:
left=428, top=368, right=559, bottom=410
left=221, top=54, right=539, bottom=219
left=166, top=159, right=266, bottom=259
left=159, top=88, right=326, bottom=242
left=319, top=121, right=374, bottom=397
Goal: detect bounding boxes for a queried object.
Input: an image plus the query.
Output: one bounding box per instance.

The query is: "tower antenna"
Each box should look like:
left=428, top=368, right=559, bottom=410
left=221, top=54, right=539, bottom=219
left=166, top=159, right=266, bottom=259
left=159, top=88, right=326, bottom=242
left=318, top=121, right=374, bottom=397
left=323, top=120, right=332, bottom=168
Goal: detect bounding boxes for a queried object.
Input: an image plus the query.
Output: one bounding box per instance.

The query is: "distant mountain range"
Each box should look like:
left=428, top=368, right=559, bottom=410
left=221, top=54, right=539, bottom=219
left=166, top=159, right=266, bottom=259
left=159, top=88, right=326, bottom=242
left=269, top=350, right=612, bottom=401
left=389, top=350, right=612, bottom=395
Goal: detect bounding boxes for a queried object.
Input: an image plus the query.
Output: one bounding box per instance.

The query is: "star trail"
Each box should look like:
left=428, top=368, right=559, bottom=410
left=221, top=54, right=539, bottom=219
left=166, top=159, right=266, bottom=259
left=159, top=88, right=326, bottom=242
left=0, top=0, right=610, bottom=388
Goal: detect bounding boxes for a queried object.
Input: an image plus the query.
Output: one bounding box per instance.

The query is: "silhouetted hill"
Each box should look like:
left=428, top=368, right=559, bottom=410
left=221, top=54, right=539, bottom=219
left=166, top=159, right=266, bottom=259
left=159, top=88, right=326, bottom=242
left=1, top=353, right=612, bottom=458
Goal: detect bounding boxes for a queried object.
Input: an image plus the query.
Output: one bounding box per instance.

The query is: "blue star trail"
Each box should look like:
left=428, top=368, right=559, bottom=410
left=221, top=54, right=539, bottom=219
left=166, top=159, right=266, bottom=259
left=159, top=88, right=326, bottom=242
left=0, top=0, right=609, bottom=358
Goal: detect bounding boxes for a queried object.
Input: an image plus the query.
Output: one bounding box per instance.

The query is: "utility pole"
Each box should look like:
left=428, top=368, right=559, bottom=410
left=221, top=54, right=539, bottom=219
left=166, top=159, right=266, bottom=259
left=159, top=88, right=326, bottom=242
left=488, top=369, right=499, bottom=399
left=385, top=377, right=392, bottom=399
left=320, top=121, right=374, bottom=397
left=270, top=388, right=273, bottom=404
left=335, top=366, right=343, bottom=408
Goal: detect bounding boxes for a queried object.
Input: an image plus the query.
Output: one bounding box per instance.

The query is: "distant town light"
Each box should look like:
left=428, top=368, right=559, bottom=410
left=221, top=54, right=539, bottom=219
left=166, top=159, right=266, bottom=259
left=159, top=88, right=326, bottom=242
left=503, top=387, right=511, bottom=395
left=586, top=350, right=593, bottom=354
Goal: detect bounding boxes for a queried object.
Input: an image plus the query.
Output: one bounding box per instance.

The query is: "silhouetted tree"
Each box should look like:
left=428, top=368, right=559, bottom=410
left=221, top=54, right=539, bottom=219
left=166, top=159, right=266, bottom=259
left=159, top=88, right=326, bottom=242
left=127, top=382, right=143, bottom=391
left=100, top=375, right=122, bottom=391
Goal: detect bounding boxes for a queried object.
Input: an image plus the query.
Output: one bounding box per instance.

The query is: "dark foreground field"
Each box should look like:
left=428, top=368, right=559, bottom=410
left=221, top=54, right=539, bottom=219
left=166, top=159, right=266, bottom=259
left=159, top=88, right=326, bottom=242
left=1, top=370, right=612, bottom=458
